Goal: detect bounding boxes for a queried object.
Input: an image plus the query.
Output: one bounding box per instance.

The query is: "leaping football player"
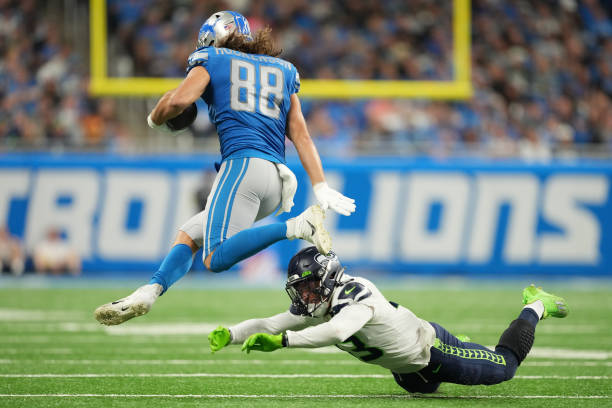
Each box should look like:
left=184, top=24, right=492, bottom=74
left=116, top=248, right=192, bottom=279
left=94, top=11, right=355, bottom=326
left=209, top=247, right=569, bottom=393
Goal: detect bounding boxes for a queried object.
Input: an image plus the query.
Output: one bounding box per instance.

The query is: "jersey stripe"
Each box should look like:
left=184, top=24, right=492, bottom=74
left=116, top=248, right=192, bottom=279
left=207, top=159, right=247, bottom=254
left=205, top=161, right=233, bottom=255
left=209, top=160, right=244, bottom=254
left=221, top=158, right=250, bottom=241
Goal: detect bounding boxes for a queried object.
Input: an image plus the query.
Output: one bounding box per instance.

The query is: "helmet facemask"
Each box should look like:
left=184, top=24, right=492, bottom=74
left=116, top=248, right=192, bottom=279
left=286, top=247, right=344, bottom=318
left=286, top=274, right=330, bottom=317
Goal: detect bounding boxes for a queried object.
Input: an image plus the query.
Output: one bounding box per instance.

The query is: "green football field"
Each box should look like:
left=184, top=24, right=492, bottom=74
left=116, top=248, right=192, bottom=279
left=0, top=279, right=610, bottom=407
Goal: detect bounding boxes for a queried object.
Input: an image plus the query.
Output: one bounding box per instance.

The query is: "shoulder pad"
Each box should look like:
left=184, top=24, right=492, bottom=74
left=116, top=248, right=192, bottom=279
left=329, top=281, right=372, bottom=317
left=187, top=47, right=210, bottom=69
left=338, top=281, right=371, bottom=302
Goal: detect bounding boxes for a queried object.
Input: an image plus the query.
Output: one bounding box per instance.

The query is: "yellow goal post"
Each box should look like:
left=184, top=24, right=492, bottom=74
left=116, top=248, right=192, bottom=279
left=89, top=0, right=471, bottom=99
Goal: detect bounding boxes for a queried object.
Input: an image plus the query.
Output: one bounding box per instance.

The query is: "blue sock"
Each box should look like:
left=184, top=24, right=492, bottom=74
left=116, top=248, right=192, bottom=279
left=149, top=244, right=194, bottom=294
left=518, top=308, right=540, bottom=327
left=210, top=223, right=287, bottom=272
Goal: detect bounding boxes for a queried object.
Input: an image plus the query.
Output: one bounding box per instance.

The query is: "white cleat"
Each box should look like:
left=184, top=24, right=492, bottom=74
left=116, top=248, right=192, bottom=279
left=286, top=205, right=332, bottom=255
left=94, top=284, right=162, bottom=326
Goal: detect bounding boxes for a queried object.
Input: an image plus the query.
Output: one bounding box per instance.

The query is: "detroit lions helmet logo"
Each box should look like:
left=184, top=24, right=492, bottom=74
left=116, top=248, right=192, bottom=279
left=197, top=11, right=252, bottom=48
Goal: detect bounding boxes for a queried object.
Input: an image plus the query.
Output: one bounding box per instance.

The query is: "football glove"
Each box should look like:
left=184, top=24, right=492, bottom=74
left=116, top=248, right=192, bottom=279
left=208, top=326, right=231, bottom=353
left=241, top=333, right=284, bottom=354
left=274, top=163, right=297, bottom=216
left=313, top=182, right=356, bottom=216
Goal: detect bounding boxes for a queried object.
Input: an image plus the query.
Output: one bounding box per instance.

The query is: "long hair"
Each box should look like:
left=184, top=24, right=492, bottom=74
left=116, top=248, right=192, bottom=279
left=218, top=27, right=282, bottom=57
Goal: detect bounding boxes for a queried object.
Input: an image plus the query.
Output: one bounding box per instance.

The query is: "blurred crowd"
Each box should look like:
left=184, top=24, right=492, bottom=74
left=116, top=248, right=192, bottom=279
left=2, top=0, right=612, bottom=158
left=0, top=0, right=128, bottom=149
left=0, top=225, right=80, bottom=276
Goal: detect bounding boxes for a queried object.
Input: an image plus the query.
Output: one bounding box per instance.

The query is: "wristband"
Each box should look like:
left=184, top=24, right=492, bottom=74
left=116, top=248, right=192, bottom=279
left=147, top=113, right=160, bottom=129
left=281, top=332, right=288, bottom=347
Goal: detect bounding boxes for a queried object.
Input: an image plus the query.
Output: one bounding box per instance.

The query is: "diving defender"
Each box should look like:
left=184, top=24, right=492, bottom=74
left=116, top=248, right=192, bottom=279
left=94, top=11, right=355, bottom=325
left=209, top=247, right=569, bottom=393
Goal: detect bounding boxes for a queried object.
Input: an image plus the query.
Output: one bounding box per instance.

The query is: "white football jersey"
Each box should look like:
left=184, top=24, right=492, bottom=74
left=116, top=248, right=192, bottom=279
left=285, top=274, right=436, bottom=373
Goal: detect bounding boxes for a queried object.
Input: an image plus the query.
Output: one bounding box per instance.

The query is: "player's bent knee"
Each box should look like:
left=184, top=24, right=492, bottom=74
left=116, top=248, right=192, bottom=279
left=208, top=263, right=224, bottom=273
left=392, top=372, right=440, bottom=394
left=407, top=382, right=441, bottom=394
left=480, top=366, right=516, bottom=385
left=203, top=250, right=224, bottom=273
left=203, top=252, right=214, bottom=272
left=504, top=365, right=518, bottom=382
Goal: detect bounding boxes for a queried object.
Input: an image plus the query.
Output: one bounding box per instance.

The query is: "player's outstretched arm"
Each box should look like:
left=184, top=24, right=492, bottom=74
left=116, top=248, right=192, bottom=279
left=286, top=94, right=356, bottom=216
left=148, top=66, right=211, bottom=129
left=284, top=303, right=372, bottom=348
left=210, top=311, right=310, bottom=352
left=243, top=304, right=373, bottom=354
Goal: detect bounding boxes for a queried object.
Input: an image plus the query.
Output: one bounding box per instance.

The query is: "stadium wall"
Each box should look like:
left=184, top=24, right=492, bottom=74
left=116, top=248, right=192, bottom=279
left=1, top=153, right=611, bottom=277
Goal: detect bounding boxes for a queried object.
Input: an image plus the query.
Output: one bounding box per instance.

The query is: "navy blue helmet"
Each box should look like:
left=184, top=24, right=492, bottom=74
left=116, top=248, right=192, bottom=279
left=286, top=246, right=345, bottom=317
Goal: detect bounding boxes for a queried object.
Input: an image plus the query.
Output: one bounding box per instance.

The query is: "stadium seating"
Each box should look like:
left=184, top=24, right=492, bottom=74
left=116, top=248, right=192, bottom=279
left=1, top=0, right=612, bottom=158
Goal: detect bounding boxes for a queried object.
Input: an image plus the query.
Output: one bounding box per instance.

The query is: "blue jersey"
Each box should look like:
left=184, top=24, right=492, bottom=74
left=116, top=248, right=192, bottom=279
left=187, top=46, right=301, bottom=163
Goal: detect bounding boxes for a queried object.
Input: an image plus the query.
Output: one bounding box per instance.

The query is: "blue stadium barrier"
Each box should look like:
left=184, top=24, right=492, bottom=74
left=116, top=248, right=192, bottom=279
left=1, top=153, right=610, bottom=276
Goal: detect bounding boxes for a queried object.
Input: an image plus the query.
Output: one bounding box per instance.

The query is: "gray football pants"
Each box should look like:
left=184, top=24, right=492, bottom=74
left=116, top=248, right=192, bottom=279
left=179, top=157, right=283, bottom=259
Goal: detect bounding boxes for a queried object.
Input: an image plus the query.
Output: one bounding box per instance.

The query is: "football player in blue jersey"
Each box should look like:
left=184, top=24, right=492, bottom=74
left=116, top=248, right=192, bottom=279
left=94, top=11, right=355, bottom=325
left=209, top=247, right=569, bottom=394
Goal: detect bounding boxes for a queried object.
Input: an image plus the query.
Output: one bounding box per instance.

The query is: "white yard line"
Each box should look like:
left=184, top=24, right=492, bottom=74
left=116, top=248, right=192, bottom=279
left=0, top=394, right=608, bottom=399
left=1, top=359, right=611, bottom=367
left=0, top=348, right=74, bottom=355
left=0, top=359, right=363, bottom=366
left=528, top=347, right=612, bottom=360
left=1, top=318, right=605, bottom=336
left=0, top=373, right=609, bottom=380
left=449, top=323, right=604, bottom=334
left=1, top=342, right=610, bottom=360
left=2, top=374, right=391, bottom=378
left=0, top=335, right=199, bottom=343
left=104, top=323, right=219, bottom=335
left=0, top=347, right=183, bottom=355
left=523, top=361, right=612, bottom=367
left=0, top=309, right=84, bottom=321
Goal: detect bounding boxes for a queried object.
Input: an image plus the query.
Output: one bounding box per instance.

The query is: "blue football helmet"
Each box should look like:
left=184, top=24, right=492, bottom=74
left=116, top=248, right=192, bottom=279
left=197, top=11, right=252, bottom=48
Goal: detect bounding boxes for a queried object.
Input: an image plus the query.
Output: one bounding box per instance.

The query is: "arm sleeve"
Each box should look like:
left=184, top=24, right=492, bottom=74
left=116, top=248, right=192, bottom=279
left=229, top=311, right=311, bottom=344
left=285, top=303, right=373, bottom=348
